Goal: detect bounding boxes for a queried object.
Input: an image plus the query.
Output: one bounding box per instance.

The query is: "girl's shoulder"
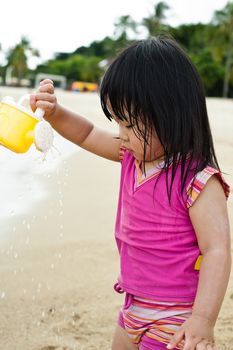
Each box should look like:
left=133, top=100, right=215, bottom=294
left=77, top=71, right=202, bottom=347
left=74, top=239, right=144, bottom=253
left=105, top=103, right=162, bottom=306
left=186, top=165, right=230, bottom=209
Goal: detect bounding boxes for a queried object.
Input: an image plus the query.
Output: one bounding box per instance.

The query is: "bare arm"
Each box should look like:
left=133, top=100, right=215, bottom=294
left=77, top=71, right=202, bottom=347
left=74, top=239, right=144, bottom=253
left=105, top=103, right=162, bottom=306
left=189, top=175, right=231, bottom=326
left=46, top=104, right=121, bottom=161
left=30, top=80, right=121, bottom=162
left=47, top=104, right=94, bottom=145
left=167, top=175, right=231, bottom=349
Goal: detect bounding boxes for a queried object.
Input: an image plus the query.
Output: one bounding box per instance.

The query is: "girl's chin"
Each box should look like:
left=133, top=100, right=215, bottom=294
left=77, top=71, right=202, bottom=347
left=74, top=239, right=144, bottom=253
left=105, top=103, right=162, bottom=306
left=126, top=149, right=135, bottom=155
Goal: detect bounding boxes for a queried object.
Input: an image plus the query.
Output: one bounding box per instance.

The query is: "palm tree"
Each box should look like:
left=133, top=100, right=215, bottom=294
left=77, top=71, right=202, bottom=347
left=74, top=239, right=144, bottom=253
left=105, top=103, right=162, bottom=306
left=6, top=36, right=40, bottom=83
left=212, top=2, right=233, bottom=97
left=142, top=1, right=170, bottom=36
left=114, top=15, right=138, bottom=41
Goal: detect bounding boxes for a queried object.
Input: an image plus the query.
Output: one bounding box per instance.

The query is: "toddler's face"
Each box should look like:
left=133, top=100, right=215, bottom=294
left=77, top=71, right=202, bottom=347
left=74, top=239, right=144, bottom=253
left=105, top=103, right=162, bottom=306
left=114, top=115, right=164, bottom=163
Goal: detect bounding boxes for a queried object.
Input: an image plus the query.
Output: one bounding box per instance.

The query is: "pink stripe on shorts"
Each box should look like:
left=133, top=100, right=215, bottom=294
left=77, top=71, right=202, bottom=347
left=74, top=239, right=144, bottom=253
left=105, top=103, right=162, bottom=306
left=118, top=292, right=194, bottom=350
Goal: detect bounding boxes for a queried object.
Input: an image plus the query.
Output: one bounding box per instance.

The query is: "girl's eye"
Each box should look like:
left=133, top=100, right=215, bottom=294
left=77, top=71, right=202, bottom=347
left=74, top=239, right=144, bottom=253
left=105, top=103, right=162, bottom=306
left=126, top=124, right=134, bottom=129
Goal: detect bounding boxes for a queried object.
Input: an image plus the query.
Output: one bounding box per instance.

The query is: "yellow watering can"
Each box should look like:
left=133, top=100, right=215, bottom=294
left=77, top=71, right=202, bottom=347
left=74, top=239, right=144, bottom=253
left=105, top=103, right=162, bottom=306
left=0, top=94, right=54, bottom=153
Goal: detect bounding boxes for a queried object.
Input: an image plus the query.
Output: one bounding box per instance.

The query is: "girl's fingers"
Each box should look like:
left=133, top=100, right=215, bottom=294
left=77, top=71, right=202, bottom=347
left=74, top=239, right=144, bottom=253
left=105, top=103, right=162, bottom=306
left=206, top=343, right=217, bottom=350
left=38, top=83, right=54, bottom=94
left=167, top=329, right=185, bottom=349
left=39, top=79, right=54, bottom=86
left=196, top=342, right=207, bottom=350
left=183, top=339, right=196, bottom=350
left=30, top=94, right=37, bottom=109
left=195, top=341, right=216, bottom=350
left=34, top=92, right=56, bottom=104
left=30, top=79, right=56, bottom=115
left=35, top=100, right=55, bottom=112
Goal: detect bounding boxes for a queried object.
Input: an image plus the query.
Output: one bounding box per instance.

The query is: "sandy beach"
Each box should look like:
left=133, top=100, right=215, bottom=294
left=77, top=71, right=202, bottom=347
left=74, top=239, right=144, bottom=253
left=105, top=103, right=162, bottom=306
left=0, top=88, right=232, bottom=350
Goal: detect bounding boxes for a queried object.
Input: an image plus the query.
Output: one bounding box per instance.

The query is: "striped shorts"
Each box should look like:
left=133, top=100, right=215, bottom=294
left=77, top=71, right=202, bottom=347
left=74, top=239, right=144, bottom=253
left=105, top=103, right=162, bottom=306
left=118, top=292, right=194, bottom=350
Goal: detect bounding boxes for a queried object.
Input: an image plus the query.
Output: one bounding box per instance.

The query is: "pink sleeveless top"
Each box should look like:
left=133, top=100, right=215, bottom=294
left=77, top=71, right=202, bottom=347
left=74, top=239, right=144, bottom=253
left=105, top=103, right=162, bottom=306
left=114, top=150, right=230, bottom=302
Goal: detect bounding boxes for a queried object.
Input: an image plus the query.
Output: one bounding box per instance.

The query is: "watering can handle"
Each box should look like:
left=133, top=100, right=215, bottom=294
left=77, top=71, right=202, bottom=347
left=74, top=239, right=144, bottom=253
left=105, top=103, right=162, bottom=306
left=17, top=94, right=45, bottom=121
left=34, top=108, right=45, bottom=120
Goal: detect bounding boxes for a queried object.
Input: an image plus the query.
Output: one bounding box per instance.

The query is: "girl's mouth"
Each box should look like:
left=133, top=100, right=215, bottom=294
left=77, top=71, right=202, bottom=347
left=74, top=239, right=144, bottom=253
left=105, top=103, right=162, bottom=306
left=113, top=139, right=133, bottom=154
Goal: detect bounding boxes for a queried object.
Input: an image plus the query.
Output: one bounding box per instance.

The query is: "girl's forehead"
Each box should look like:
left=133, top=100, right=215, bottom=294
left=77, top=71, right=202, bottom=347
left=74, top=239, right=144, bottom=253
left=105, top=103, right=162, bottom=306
left=106, top=101, right=130, bottom=122
left=113, top=115, right=129, bottom=125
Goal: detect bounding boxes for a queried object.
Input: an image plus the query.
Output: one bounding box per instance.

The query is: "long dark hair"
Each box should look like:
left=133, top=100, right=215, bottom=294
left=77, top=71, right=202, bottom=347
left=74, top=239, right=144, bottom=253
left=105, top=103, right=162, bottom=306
left=100, top=35, right=221, bottom=204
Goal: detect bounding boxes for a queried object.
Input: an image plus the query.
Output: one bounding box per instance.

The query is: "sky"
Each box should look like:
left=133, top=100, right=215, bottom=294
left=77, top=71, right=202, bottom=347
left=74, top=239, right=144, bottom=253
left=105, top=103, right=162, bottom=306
left=0, top=0, right=230, bottom=68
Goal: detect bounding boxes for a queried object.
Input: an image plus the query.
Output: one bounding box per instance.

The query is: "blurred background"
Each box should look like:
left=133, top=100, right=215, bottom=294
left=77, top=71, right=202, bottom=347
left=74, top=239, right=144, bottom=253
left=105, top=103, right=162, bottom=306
left=0, top=0, right=233, bottom=97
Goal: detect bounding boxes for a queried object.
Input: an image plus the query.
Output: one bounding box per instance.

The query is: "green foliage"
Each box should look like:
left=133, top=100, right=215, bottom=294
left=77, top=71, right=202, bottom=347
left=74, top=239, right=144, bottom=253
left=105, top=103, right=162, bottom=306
left=2, top=1, right=233, bottom=96
left=114, top=15, right=138, bottom=40
left=6, top=36, right=39, bottom=82
left=35, top=54, right=103, bottom=83
left=171, top=23, right=227, bottom=96
left=74, top=36, right=124, bottom=57
left=142, top=1, right=170, bottom=36
left=171, top=24, right=209, bottom=52
left=211, top=2, right=233, bottom=96
left=190, top=49, right=225, bottom=96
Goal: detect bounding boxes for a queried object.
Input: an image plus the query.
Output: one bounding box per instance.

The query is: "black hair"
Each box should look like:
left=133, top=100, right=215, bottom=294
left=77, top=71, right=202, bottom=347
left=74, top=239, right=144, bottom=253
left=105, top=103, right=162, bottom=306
left=100, top=35, right=221, bottom=205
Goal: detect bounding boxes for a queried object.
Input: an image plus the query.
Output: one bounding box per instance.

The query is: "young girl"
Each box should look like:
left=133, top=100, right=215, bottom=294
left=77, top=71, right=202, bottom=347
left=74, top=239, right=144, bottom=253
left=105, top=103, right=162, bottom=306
left=30, top=36, right=231, bottom=350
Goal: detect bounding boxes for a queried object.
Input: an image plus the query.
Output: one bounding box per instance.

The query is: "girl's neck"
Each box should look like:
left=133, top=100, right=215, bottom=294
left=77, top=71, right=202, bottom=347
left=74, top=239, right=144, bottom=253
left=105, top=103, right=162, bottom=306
left=141, top=155, right=165, bottom=172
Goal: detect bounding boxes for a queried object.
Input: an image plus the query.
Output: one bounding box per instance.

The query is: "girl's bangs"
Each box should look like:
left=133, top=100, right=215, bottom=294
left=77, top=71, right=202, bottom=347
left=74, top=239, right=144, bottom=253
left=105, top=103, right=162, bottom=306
left=100, top=49, right=141, bottom=125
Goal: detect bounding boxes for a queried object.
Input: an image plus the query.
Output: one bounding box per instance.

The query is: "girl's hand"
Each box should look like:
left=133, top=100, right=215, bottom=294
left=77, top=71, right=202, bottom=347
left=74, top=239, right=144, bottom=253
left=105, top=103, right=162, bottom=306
left=166, top=315, right=217, bottom=350
left=30, top=79, right=57, bottom=120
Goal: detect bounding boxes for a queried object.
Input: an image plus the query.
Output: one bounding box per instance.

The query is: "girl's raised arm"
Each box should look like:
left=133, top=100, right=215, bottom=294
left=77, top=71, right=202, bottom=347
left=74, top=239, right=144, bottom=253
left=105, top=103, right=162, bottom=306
left=30, top=80, right=121, bottom=162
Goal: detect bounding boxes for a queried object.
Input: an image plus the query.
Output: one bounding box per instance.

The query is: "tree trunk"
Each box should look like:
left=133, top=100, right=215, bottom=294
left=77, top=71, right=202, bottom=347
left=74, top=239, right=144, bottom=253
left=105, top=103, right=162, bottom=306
left=223, top=44, right=233, bottom=98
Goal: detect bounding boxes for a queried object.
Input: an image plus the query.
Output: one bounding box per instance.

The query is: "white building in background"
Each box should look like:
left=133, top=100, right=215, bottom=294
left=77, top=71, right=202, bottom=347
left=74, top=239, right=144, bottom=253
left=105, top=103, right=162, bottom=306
left=34, top=73, right=67, bottom=89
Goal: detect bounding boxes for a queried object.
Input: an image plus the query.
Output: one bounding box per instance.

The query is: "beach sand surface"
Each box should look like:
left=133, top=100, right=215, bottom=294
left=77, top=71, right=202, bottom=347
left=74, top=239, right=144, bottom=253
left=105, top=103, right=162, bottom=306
left=0, top=89, right=232, bottom=350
